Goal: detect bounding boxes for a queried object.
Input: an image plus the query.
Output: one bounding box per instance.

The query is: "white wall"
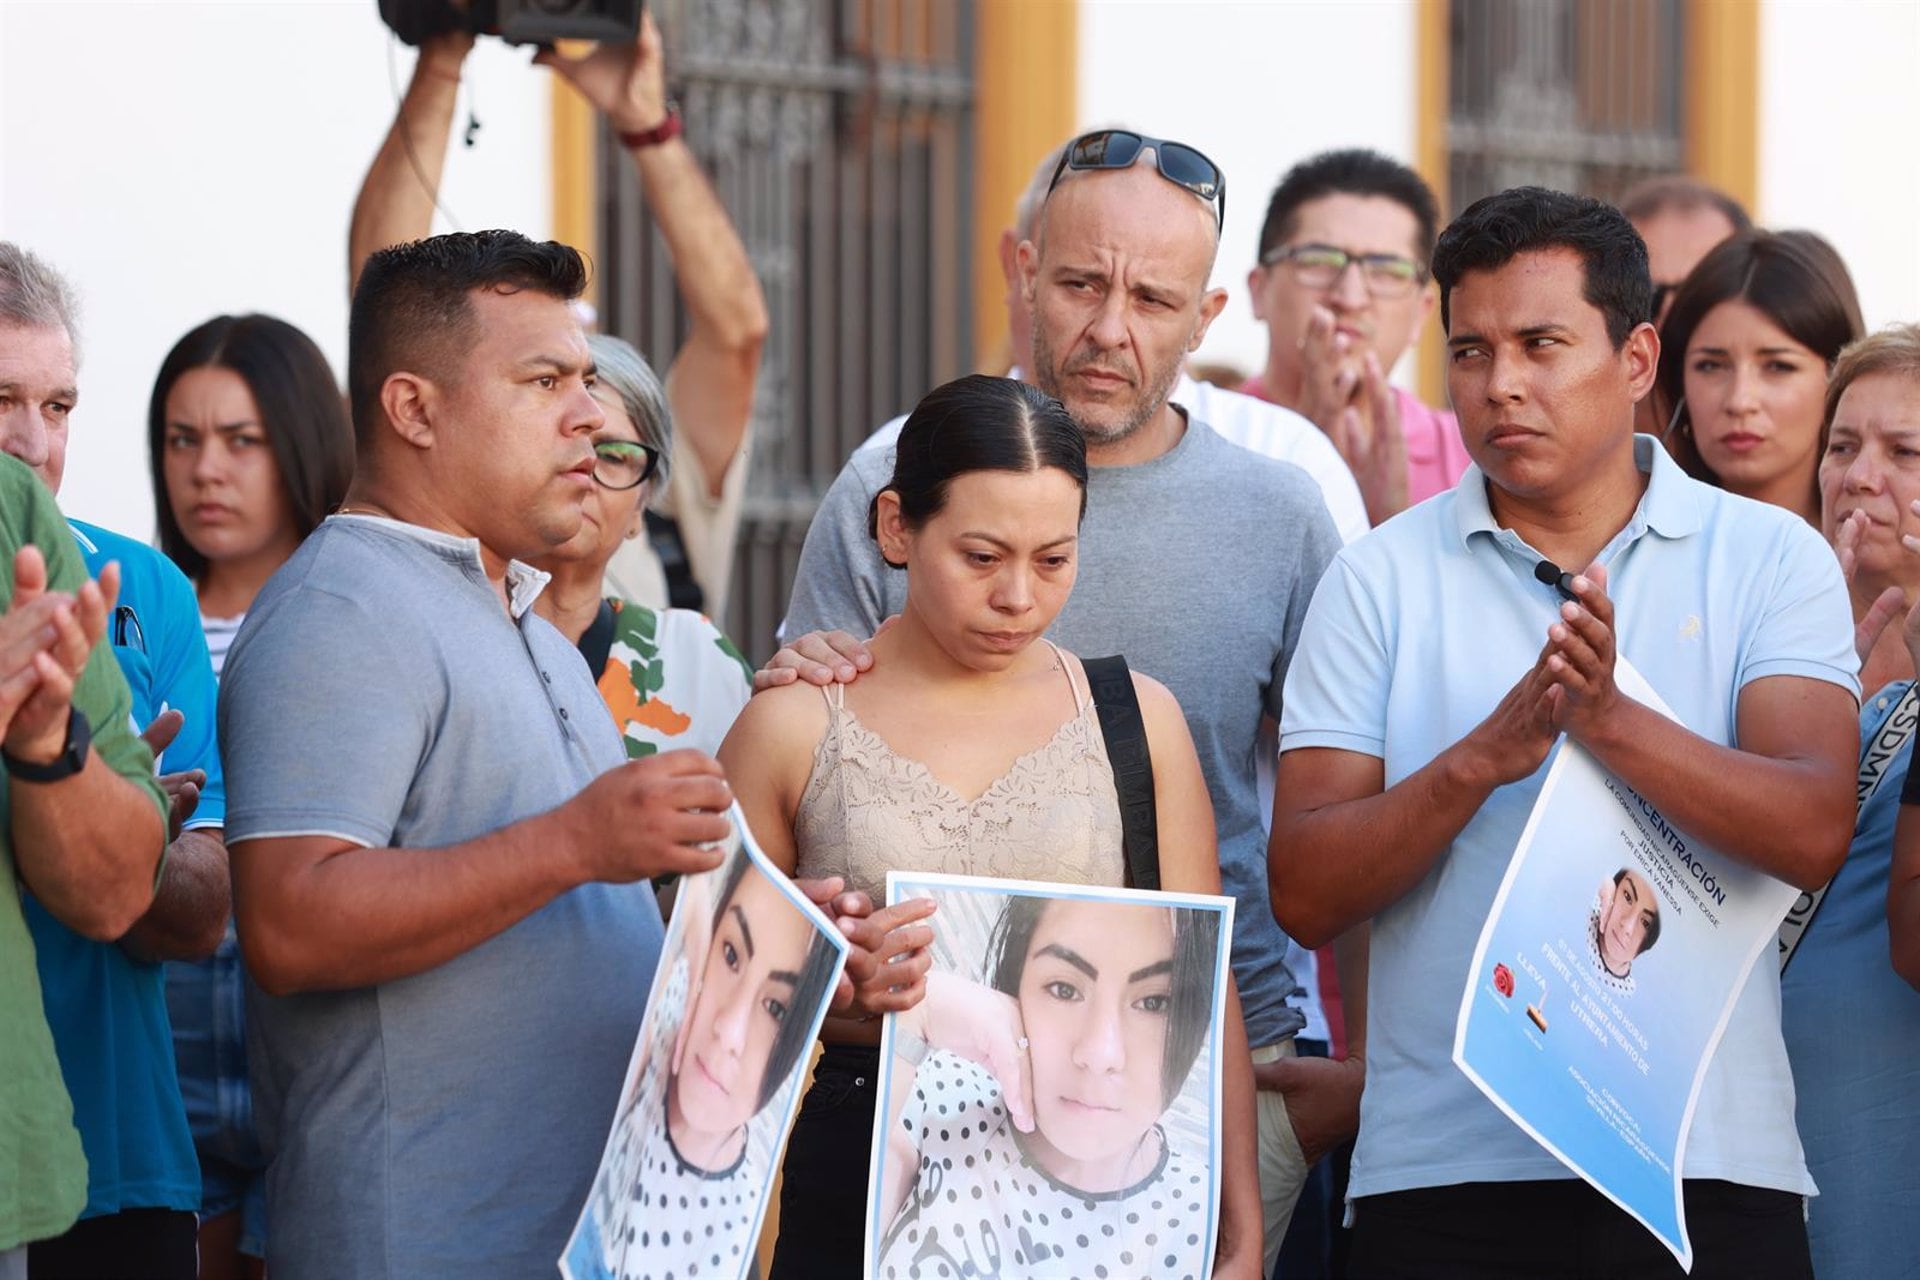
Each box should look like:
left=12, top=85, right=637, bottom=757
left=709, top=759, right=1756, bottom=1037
left=0, top=1, right=553, bottom=534
left=1076, top=0, right=1419, bottom=382
left=1759, top=0, right=1920, bottom=333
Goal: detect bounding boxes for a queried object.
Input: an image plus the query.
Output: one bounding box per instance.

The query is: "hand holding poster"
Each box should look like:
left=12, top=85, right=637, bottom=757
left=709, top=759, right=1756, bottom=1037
left=1453, top=659, right=1799, bottom=1271
left=864, top=872, right=1236, bottom=1280
left=561, top=806, right=849, bottom=1280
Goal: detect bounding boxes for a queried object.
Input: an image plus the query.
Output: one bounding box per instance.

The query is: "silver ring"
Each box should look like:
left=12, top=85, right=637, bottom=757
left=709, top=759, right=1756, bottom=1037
left=1016, top=1036, right=1030, bottom=1052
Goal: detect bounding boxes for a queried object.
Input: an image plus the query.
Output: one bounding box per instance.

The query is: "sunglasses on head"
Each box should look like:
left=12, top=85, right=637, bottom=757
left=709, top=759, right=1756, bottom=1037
left=1046, top=130, right=1226, bottom=228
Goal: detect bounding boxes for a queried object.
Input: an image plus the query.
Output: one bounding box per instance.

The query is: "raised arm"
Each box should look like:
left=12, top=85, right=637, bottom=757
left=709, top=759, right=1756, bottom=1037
left=538, top=15, right=767, bottom=495
left=348, top=29, right=475, bottom=294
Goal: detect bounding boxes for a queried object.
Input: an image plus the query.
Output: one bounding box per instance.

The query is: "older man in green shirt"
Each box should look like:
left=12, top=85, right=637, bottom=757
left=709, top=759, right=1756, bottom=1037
left=0, top=452, right=167, bottom=1277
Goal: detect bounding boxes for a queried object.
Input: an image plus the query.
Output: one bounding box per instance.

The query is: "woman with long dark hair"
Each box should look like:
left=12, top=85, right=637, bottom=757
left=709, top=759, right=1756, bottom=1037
left=148, top=313, right=353, bottom=1280
left=1658, top=229, right=1864, bottom=524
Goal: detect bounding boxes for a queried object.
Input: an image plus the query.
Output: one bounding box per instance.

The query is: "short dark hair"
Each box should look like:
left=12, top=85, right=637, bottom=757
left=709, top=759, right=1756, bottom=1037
left=1617, top=174, right=1752, bottom=236
left=148, top=314, right=355, bottom=582
left=347, top=230, right=589, bottom=448
left=1659, top=229, right=1864, bottom=493
left=1432, top=186, right=1651, bottom=349
left=987, top=895, right=1221, bottom=1109
left=707, top=852, right=841, bottom=1112
left=869, top=374, right=1088, bottom=567
left=1256, top=149, right=1441, bottom=262
left=1611, top=868, right=1661, bottom=954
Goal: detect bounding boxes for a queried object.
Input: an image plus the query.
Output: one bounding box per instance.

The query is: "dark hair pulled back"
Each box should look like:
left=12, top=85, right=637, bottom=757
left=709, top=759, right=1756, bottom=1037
left=868, top=374, right=1087, bottom=568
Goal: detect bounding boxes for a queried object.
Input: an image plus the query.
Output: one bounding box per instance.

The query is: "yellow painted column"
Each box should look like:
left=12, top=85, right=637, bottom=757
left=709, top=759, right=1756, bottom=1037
left=1685, top=0, right=1761, bottom=216
left=972, top=0, right=1078, bottom=371
left=551, top=76, right=600, bottom=298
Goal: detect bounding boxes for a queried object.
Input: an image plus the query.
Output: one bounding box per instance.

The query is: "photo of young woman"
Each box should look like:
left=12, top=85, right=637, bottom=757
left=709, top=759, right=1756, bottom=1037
left=1588, top=868, right=1662, bottom=994
left=563, top=818, right=848, bottom=1280
left=866, top=878, right=1233, bottom=1280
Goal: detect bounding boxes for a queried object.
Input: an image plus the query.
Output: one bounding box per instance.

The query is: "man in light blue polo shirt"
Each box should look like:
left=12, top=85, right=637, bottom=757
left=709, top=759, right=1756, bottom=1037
left=1270, top=188, right=1858, bottom=1279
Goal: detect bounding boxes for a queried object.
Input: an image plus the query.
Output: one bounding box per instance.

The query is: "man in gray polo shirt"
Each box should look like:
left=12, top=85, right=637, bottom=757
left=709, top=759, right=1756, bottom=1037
left=219, top=231, right=735, bottom=1280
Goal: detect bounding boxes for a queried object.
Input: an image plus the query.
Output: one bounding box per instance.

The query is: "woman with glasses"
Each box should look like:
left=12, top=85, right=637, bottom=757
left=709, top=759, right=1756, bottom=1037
left=148, top=312, right=355, bottom=1280
left=1658, top=229, right=1864, bottom=525
left=530, top=334, right=752, bottom=759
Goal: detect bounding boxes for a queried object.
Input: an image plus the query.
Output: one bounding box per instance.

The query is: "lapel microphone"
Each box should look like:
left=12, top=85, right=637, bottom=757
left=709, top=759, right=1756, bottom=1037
left=1534, top=559, right=1580, bottom=604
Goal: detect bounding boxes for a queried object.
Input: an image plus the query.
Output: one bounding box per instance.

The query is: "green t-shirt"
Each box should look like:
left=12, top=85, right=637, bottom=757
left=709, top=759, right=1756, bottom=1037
left=0, top=454, right=165, bottom=1250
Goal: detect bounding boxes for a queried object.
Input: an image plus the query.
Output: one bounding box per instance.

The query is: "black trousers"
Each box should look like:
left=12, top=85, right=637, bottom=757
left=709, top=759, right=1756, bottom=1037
left=1347, top=1178, right=1812, bottom=1280
left=28, top=1208, right=197, bottom=1280
left=767, top=1043, right=881, bottom=1280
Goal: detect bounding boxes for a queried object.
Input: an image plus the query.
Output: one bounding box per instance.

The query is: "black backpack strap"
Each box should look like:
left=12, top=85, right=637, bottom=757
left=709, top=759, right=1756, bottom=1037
left=1083, top=654, right=1160, bottom=891
left=577, top=598, right=618, bottom=675
left=644, top=510, right=706, bottom=613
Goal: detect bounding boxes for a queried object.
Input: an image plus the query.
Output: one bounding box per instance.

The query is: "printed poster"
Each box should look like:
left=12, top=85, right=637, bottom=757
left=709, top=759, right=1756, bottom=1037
left=561, top=805, right=849, bottom=1280
left=865, top=872, right=1236, bottom=1280
left=1453, top=660, right=1799, bottom=1270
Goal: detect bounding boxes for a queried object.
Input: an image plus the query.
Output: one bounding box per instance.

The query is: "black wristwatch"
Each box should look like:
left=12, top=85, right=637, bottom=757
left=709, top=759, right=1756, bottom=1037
left=4, top=707, right=92, bottom=783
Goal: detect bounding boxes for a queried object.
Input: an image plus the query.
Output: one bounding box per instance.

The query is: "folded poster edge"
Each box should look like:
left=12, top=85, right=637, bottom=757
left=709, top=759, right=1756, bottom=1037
left=556, top=802, right=853, bottom=1280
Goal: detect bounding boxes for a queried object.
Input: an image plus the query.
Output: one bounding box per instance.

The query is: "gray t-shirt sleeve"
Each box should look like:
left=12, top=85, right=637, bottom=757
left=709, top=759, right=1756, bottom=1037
left=1266, top=492, right=1345, bottom=723
left=220, top=586, right=430, bottom=847
left=779, top=451, right=895, bottom=642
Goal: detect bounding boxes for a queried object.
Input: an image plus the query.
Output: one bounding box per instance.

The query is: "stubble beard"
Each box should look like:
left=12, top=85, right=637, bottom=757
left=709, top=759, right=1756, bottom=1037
left=1032, top=326, right=1185, bottom=448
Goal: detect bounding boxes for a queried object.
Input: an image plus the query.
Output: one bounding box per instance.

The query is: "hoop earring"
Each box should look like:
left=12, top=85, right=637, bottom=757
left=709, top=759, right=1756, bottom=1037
left=1663, top=395, right=1690, bottom=442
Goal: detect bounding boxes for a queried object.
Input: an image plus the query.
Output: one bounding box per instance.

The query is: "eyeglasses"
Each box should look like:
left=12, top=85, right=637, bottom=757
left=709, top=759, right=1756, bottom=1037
left=1260, top=243, right=1428, bottom=299
left=592, top=439, right=662, bottom=491
left=1047, top=130, right=1226, bottom=228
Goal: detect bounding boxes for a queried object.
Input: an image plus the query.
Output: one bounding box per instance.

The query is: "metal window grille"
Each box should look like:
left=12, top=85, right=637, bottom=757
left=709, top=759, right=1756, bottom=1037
left=1447, top=0, right=1685, bottom=212
left=597, top=0, right=975, bottom=661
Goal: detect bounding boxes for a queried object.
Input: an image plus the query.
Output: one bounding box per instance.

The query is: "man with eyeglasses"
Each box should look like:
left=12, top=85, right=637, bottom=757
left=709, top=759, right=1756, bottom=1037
left=768, top=129, right=1342, bottom=1277
left=217, top=231, right=742, bottom=1279
left=1244, top=149, right=1474, bottom=526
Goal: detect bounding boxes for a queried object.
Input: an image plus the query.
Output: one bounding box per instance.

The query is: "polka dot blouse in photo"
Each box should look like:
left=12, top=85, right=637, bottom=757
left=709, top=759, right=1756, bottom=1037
left=580, top=957, right=766, bottom=1280
left=875, top=1052, right=1210, bottom=1280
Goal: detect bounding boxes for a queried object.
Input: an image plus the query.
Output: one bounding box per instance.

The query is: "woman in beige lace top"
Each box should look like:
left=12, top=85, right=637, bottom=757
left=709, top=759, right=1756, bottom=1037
left=718, top=374, right=1262, bottom=1279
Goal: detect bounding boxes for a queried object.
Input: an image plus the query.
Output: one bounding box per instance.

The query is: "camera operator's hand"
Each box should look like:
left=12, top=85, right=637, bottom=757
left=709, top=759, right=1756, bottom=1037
left=534, top=11, right=670, bottom=135
left=418, top=21, right=476, bottom=80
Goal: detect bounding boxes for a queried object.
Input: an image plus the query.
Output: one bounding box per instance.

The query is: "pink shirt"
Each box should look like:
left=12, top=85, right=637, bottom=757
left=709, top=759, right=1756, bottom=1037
left=1238, top=374, right=1473, bottom=508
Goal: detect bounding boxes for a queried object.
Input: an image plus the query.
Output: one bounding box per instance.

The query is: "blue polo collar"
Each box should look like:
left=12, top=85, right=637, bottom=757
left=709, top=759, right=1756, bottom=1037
left=1453, top=433, right=1704, bottom=551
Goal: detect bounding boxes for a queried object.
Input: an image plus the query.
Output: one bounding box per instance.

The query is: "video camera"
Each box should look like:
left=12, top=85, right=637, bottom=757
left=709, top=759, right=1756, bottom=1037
left=377, top=0, right=642, bottom=48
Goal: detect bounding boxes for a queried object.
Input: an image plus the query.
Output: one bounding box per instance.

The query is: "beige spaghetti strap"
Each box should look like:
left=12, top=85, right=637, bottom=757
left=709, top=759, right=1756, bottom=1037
left=1042, top=639, right=1089, bottom=714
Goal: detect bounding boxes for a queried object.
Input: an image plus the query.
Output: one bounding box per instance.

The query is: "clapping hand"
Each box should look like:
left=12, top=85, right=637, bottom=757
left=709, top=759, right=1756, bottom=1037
left=3, top=546, right=115, bottom=764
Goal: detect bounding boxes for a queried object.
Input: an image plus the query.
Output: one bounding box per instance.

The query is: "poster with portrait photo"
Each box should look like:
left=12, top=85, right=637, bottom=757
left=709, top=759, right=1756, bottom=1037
left=863, top=872, right=1235, bottom=1280
left=1453, top=659, right=1800, bottom=1272
left=561, top=804, right=849, bottom=1280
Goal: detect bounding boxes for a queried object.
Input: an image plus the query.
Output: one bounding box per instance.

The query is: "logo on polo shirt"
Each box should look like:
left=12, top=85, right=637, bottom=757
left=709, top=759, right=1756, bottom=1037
left=1679, top=615, right=1702, bottom=642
